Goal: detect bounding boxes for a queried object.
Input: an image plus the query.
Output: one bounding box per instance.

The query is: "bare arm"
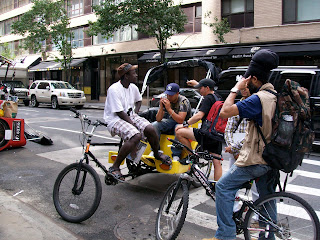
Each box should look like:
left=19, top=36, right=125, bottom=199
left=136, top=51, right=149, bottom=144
left=134, top=100, right=142, bottom=113
left=116, top=111, right=134, bottom=125
left=220, top=76, right=250, bottom=119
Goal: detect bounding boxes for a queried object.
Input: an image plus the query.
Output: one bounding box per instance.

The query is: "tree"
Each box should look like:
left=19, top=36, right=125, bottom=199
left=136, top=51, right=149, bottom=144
left=0, top=43, right=15, bottom=60
left=88, top=0, right=187, bottom=64
left=11, top=0, right=73, bottom=80
left=204, top=13, right=232, bottom=44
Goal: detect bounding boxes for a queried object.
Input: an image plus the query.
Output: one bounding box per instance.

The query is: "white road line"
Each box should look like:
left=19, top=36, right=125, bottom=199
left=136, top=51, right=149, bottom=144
left=39, top=126, right=120, bottom=141
left=302, top=159, right=320, bottom=166
left=285, top=184, right=320, bottom=197
left=294, top=169, right=320, bottom=179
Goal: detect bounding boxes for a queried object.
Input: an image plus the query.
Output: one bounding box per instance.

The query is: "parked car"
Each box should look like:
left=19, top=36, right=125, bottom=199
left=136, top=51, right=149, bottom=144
left=1, top=80, right=29, bottom=106
left=149, top=88, right=202, bottom=108
left=217, top=66, right=320, bottom=144
left=28, top=80, right=86, bottom=109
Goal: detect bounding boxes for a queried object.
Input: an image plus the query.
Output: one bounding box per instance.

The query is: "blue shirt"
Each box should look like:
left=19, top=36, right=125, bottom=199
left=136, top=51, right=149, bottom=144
left=236, top=95, right=262, bottom=126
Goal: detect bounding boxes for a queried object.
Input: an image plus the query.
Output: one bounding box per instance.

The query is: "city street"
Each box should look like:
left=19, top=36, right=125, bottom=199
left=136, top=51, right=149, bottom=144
left=1, top=105, right=320, bottom=240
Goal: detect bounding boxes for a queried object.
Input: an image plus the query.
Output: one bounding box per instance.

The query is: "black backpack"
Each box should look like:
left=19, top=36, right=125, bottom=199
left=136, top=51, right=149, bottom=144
left=256, top=79, right=314, bottom=173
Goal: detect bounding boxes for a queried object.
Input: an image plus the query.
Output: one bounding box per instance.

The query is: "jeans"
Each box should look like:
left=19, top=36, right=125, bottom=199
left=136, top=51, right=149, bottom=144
left=215, top=164, right=276, bottom=240
left=152, top=118, right=181, bottom=157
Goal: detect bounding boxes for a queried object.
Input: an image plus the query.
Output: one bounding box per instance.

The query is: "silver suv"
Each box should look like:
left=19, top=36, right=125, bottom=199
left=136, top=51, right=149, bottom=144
left=217, top=66, right=320, bottom=144
left=28, top=80, right=86, bottom=109
left=2, top=81, right=29, bottom=106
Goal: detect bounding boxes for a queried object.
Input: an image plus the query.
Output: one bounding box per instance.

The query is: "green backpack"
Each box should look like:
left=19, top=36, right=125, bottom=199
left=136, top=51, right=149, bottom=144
left=256, top=79, right=315, bottom=173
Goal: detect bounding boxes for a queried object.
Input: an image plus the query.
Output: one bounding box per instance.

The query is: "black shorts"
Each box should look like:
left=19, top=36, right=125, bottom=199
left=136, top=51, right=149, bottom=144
left=193, top=128, right=222, bottom=155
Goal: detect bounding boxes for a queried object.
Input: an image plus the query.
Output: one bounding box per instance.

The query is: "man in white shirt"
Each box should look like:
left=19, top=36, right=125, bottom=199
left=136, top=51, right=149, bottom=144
left=104, top=63, right=171, bottom=181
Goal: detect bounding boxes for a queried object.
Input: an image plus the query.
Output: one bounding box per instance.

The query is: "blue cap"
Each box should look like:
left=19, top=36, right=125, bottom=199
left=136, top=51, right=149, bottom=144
left=164, top=83, right=180, bottom=95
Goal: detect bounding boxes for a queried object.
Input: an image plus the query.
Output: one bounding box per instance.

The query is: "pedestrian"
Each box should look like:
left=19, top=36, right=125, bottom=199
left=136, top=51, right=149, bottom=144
left=202, top=49, right=279, bottom=240
left=103, top=63, right=172, bottom=181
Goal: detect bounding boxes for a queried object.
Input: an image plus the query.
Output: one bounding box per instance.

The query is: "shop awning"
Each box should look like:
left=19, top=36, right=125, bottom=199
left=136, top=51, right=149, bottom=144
left=228, top=41, right=320, bottom=58
left=28, top=58, right=87, bottom=72
left=138, top=48, right=232, bottom=62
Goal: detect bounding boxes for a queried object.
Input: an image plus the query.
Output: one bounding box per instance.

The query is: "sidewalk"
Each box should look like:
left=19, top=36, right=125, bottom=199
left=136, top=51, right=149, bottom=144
left=0, top=189, right=82, bottom=240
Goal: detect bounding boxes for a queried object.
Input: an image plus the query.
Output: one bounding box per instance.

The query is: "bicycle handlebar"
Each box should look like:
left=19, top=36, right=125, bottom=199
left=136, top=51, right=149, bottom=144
left=167, top=138, right=223, bottom=161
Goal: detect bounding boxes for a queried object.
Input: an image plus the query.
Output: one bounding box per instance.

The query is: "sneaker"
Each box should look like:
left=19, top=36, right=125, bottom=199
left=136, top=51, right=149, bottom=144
left=172, top=156, right=180, bottom=161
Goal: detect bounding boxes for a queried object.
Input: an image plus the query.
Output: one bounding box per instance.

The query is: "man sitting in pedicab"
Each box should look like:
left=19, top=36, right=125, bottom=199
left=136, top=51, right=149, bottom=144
left=152, top=83, right=191, bottom=162
left=104, top=63, right=172, bottom=181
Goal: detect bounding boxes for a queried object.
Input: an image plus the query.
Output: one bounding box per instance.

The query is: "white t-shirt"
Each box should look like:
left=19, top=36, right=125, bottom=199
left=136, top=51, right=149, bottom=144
left=103, top=81, right=142, bottom=131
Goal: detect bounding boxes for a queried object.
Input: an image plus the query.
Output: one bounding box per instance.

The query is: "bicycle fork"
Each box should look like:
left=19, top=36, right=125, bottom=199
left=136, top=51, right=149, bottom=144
left=72, top=157, right=87, bottom=195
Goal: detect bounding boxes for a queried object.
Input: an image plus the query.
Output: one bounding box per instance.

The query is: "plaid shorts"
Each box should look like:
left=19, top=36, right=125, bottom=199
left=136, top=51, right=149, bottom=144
left=110, top=113, right=150, bottom=141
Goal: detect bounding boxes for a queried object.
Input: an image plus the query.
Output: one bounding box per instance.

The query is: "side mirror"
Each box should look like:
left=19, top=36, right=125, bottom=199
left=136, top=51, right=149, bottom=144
left=46, top=86, right=50, bottom=90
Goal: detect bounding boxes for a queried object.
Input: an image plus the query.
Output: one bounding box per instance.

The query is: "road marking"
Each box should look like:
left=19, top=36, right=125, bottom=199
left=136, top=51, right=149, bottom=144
left=39, top=126, right=120, bottom=141
left=294, top=169, right=320, bottom=179
left=302, top=158, right=320, bottom=166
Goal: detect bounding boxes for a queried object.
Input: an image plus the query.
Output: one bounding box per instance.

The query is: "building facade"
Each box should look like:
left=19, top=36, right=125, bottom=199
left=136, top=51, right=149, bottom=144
left=1, top=0, right=320, bottom=101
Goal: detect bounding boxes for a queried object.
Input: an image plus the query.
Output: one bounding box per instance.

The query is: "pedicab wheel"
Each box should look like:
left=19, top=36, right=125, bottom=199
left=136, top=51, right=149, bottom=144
left=53, top=162, right=102, bottom=223
left=155, top=181, right=189, bottom=240
left=0, top=119, right=9, bottom=148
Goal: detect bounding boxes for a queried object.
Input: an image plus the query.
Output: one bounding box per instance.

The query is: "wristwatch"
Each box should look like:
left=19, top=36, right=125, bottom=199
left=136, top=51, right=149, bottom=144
left=183, top=121, right=189, bottom=127
left=230, top=87, right=239, bottom=93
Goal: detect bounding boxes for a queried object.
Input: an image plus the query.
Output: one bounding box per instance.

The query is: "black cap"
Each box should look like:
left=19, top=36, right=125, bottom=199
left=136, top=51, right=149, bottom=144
left=194, top=78, right=216, bottom=89
left=244, top=49, right=279, bottom=82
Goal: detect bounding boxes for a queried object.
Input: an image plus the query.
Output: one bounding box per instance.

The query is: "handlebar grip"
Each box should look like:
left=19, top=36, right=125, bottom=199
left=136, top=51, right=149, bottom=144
left=97, top=120, right=108, bottom=127
left=168, top=138, right=181, bottom=145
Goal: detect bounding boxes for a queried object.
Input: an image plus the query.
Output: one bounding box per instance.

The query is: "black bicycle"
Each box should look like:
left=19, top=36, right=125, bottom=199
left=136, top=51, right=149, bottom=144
left=155, top=138, right=320, bottom=240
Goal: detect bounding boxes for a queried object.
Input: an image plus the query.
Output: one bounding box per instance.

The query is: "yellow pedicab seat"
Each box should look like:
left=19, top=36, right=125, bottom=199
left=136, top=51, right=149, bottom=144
left=108, top=122, right=200, bottom=175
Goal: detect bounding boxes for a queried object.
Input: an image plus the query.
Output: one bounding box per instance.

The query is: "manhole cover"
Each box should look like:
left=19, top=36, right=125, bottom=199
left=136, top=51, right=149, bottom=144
left=114, top=216, right=156, bottom=240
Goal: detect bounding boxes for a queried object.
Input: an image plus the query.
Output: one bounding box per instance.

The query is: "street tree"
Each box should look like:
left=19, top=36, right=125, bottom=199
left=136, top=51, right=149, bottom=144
left=204, top=13, right=232, bottom=43
left=88, top=0, right=187, bottom=64
left=11, top=0, right=73, bottom=80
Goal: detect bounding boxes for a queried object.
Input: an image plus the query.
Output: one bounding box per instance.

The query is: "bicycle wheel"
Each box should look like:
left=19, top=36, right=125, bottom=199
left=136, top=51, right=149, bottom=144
left=53, top=162, right=102, bottom=223
left=192, top=145, right=213, bottom=187
left=155, top=181, right=189, bottom=240
left=244, top=192, right=320, bottom=240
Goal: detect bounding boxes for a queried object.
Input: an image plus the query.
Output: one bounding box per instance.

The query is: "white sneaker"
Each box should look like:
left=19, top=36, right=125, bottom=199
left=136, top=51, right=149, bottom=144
left=172, top=156, right=180, bottom=161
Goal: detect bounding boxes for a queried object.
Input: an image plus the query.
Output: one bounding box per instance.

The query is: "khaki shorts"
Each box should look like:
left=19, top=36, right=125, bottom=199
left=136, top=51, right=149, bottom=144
left=110, top=113, right=150, bottom=141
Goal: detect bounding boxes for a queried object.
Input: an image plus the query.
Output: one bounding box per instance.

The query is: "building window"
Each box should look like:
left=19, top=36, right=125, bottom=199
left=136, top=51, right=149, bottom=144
left=222, top=0, right=254, bottom=29
left=182, top=3, right=202, bottom=33
left=283, top=0, right=320, bottom=23
left=0, top=18, right=17, bottom=37
left=71, top=28, right=84, bottom=48
left=68, top=0, right=84, bottom=17
left=93, top=25, right=138, bottom=45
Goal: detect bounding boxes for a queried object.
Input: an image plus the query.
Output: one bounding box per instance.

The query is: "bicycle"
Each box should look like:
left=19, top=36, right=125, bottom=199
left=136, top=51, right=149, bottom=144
left=53, top=108, right=213, bottom=223
left=155, top=138, right=320, bottom=240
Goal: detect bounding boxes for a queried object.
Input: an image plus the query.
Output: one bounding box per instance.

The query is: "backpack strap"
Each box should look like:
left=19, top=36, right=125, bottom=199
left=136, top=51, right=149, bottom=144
left=264, top=89, right=277, bottom=96
left=255, top=121, right=267, bottom=145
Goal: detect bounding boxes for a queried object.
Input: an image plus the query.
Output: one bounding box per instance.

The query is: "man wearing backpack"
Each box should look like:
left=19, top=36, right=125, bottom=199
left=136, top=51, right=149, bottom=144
left=175, top=78, right=223, bottom=181
left=202, top=49, right=279, bottom=240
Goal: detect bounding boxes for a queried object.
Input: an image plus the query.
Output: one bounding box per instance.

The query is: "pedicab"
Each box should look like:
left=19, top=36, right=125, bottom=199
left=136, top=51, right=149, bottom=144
left=108, top=59, right=219, bottom=185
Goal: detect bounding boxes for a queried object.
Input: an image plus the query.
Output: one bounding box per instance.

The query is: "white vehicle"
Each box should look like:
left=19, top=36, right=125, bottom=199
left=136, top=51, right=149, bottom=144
left=28, top=80, right=86, bottom=109
left=2, top=81, right=29, bottom=106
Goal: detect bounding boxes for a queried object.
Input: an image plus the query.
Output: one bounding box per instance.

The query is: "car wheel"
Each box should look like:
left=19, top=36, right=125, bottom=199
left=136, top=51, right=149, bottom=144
left=51, top=96, right=59, bottom=109
left=23, top=100, right=30, bottom=106
left=30, top=95, right=39, bottom=107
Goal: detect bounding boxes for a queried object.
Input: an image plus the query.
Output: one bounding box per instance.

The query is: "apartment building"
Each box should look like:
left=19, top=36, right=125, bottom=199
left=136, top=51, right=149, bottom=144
left=1, top=0, right=320, bottom=101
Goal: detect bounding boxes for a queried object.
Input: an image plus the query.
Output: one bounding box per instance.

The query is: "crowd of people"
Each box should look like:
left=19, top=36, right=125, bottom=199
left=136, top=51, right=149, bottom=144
left=103, top=49, right=280, bottom=240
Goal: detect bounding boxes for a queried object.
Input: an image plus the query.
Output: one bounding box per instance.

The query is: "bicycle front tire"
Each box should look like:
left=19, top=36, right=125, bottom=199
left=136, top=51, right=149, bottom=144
left=53, top=162, right=102, bottom=223
left=243, top=191, right=320, bottom=240
left=155, top=181, right=189, bottom=240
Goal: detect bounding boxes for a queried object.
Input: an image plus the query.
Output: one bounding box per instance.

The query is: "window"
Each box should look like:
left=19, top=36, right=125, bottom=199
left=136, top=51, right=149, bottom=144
left=283, top=0, right=320, bottom=23
left=0, top=18, right=16, bottom=36
left=93, top=25, right=138, bottom=45
left=68, top=0, right=84, bottom=17
left=222, top=0, right=254, bottom=28
left=182, top=3, right=202, bottom=33
left=71, top=28, right=84, bottom=48
left=37, top=82, right=49, bottom=90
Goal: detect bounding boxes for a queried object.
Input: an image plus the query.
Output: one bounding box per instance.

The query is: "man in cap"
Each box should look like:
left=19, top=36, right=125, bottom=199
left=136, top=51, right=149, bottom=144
left=175, top=78, right=223, bottom=180
left=202, top=49, right=279, bottom=240
left=152, top=82, right=191, bottom=160
left=104, top=63, right=171, bottom=181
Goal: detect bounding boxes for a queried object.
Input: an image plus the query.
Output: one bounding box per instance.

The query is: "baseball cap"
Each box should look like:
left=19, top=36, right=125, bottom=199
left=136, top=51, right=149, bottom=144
left=194, top=78, right=216, bottom=89
left=164, top=83, right=180, bottom=95
left=244, top=49, right=279, bottom=81
left=117, top=63, right=138, bottom=78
